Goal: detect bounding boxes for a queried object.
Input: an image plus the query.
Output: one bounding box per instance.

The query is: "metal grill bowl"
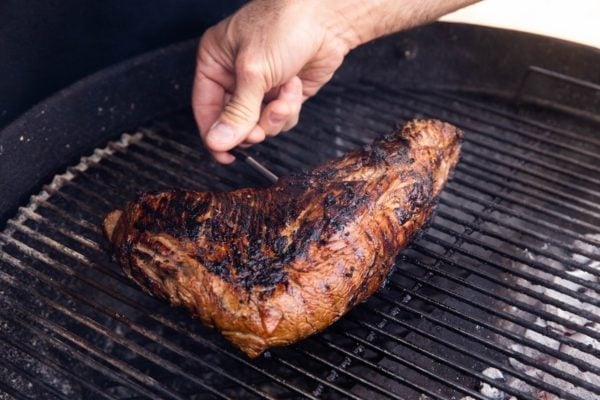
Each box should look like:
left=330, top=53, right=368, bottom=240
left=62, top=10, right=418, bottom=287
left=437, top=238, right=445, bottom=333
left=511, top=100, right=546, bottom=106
left=1, top=24, right=599, bottom=400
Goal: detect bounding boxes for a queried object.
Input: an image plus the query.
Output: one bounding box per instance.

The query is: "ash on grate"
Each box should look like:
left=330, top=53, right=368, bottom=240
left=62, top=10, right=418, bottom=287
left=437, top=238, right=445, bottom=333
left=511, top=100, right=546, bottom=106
left=493, top=233, right=600, bottom=400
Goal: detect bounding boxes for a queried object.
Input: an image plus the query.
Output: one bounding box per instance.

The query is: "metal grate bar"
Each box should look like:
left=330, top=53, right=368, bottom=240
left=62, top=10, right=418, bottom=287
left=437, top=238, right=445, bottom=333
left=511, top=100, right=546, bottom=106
left=391, top=264, right=600, bottom=367
left=133, top=139, right=237, bottom=189
left=2, top=208, right=343, bottom=399
left=305, top=95, right=600, bottom=220
left=53, top=174, right=115, bottom=208
left=412, top=244, right=598, bottom=325
left=23, top=244, right=270, bottom=399
left=0, top=251, right=220, bottom=400
left=428, top=221, right=600, bottom=298
left=41, top=189, right=108, bottom=227
left=30, top=193, right=102, bottom=233
left=378, top=284, right=600, bottom=380
left=406, top=248, right=599, bottom=334
left=458, top=146, right=600, bottom=201
left=140, top=128, right=271, bottom=188
left=347, top=313, right=575, bottom=400
left=271, top=357, right=361, bottom=400
left=438, top=198, right=599, bottom=263
left=123, top=143, right=241, bottom=192
left=55, top=145, right=510, bottom=398
left=258, top=127, right=600, bottom=292
left=248, top=125, right=600, bottom=293
left=322, top=86, right=600, bottom=185
left=109, top=149, right=205, bottom=192
left=450, top=174, right=600, bottom=232
left=342, top=300, right=539, bottom=398
left=97, top=150, right=191, bottom=191
left=297, top=348, right=408, bottom=400
left=112, top=138, right=237, bottom=190
left=432, top=213, right=600, bottom=293
left=0, top=376, right=27, bottom=400
left=19, top=207, right=102, bottom=252
left=301, top=101, right=600, bottom=232
left=3, top=80, right=599, bottom=400
left=10, top=136, right=516, bottom=398
left=2, top=242, right=271, bottom=400
left=0, top=311, right=177, bottom=400
left=338, top=327, right=539, bottom=400
left=5, top=218, right=135, bottom=289
left=367, top=296, right=599, bottom=397
left=0, top=326, right=117, bottom=400
left=371, top=291, right=600, bottom=395
left=457, top=132, right=600, bottom=188
left=455, top=164, right=600, bottom=219
left=314, top=336, right=469, bottom=400
left=142, top=128, right=249, bottom=184
left=145, top=117, right=600, bottom=253
left=315, top=265, right=447, bottom=399
left=362, top=82, right=600, bottom=168
left=419, top=230, right=597, bottom=310
left=0, top=273, right=176, bottom=400
left=0, top=343, right=71, bottom=400
left=430, top=90, right=600, bottom=147
left=458, top=157, right=600, bottom=212
left=23, top=184, right=442, bottom=400
left=1, top=227, right=323, bottom=400
left=441, top=187, right=600, bottom=253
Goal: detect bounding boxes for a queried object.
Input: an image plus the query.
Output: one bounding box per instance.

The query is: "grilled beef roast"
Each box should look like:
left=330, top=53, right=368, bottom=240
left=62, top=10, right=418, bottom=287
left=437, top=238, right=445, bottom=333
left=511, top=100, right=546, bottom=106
left=103, top=119, right=462, bottom=357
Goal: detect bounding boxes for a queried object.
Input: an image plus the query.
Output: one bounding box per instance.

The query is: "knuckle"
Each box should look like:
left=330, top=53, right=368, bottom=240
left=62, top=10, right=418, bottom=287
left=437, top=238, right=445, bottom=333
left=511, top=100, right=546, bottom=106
left=197, top=28, right=216, bottom=59
left=236, top=56, right=265, bottom=80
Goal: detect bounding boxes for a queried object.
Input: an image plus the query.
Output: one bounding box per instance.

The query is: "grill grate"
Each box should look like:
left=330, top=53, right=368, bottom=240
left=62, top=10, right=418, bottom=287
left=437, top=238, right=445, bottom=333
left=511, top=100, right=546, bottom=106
left=1, top=82, right=599, bottom=400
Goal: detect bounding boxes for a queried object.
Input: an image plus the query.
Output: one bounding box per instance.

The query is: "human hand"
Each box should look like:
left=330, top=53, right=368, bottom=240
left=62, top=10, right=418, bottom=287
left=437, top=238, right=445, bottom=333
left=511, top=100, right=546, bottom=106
left=193, top=0, right=479, bottom=163
left=192, top=0, right=353, bottom=163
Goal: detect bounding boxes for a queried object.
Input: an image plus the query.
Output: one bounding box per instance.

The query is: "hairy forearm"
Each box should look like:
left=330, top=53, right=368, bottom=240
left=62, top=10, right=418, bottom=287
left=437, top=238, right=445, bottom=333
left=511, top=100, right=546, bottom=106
left=319, top=0, right=480, bottom=50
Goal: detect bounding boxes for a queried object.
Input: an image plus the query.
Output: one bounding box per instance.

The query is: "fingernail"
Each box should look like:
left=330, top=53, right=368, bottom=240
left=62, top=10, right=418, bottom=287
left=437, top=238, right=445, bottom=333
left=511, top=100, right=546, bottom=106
left=207, top=122, right=236, bottom=146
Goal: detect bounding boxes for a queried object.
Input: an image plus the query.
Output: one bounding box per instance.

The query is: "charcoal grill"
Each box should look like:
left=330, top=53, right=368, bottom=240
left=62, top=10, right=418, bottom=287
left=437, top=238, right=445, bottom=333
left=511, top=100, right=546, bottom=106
left=0, top=23, right=599, bottom=399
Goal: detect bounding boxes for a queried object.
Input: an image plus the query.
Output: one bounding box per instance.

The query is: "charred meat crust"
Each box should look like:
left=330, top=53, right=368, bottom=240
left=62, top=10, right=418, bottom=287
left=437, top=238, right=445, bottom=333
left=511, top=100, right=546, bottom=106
left=103, top=119, right=462, bottom=357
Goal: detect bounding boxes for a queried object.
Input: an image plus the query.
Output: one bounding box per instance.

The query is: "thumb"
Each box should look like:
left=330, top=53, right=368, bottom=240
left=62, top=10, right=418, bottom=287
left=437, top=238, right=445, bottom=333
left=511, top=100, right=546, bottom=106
left=205, top=65, right=265, bottom=152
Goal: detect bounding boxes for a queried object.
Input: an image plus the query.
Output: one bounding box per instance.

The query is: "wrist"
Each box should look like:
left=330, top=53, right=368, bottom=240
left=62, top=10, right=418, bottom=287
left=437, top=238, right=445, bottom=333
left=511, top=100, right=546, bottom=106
left=319, top=0, right=383, bottom=51
left=319, top=0, right=480, bottom=50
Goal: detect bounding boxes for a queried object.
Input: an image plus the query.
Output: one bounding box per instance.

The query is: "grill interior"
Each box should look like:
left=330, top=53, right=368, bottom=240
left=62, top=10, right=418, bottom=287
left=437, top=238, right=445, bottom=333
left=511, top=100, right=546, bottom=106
left=1, top=81, right=599, bottom=400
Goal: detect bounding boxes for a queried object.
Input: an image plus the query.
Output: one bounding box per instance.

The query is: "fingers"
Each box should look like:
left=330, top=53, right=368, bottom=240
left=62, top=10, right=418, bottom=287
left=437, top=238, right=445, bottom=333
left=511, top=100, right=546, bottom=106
left=245, top=125, right=267, bottom=144
left=204, top=59, right=265, bottom=153
left=192, top=66, right=237, bottom=164
left=259, top=76, right=303, bottom=137
left=193, top=32, right=303, bottom=164
left=192, top=70, right=225, bottom=141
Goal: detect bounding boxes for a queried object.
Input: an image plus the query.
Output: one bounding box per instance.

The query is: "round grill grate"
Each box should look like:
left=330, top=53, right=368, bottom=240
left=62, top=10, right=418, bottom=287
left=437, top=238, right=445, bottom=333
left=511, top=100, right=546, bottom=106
left=1, top=83, right=599, bottom=400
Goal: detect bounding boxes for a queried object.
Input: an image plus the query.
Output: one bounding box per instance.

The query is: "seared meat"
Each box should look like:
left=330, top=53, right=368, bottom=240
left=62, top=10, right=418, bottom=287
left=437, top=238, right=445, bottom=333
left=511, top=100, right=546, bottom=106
left=103, top=119, right=462, bottom=357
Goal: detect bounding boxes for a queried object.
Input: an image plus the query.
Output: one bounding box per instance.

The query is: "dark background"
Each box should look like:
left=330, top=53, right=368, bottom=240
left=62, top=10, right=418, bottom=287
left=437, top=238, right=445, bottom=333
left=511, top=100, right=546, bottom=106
left=0, top=0, right=245, bottom=130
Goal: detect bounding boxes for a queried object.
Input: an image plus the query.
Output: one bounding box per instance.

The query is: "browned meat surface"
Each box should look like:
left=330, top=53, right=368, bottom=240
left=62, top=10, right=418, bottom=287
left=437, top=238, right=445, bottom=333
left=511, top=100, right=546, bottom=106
left=103, top=119, right=462, bottom=357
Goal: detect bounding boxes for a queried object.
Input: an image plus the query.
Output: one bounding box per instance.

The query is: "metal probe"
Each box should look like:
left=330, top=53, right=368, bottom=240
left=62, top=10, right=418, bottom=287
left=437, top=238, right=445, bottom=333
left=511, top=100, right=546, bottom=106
left=229, top=148, right=280, bottom=183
